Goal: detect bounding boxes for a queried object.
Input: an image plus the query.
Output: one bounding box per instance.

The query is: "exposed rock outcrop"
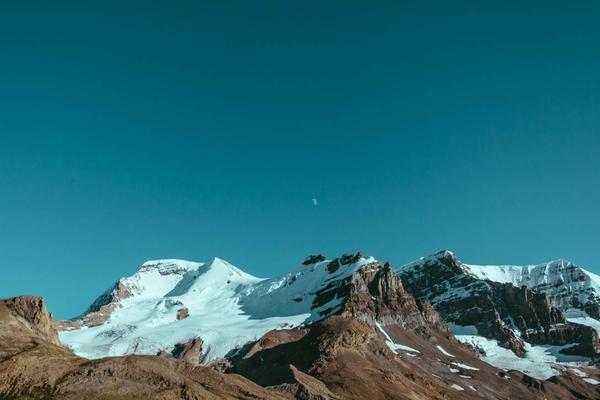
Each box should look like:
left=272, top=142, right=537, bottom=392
left=303, top=254, right=327, bottom=265
left=86, top=280, right=133, bottom=314
left=176, top=306, right=189, bottom=320
left=171, top=337, right=208, bottom=365
left=312, top=256, right=449, bottom=338
left=57, top=280, right=134, bottom=330
left=0, top=296, right=61, bottom=345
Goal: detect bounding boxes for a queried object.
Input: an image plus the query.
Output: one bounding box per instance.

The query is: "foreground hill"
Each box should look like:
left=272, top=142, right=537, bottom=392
left=0, top=296, right=287, bottom=399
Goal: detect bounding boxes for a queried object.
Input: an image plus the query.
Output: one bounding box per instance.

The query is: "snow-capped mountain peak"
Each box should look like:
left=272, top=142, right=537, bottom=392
left=205, top=256, right=262, bottom=281
left=138, top=259, right=203, bottom=274
left=59, top=252, right=382, bottom=361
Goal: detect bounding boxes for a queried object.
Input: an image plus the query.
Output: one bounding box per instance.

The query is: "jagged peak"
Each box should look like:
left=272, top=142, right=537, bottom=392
left=399, top=249, right=464, bottom=273
left=436, top=249, right=455, bottom=257
left=543, top=258, right=576, bottom=268
left=463, top=258, right=589, bottom=283
left=138, top=257, right=257, bottom=280
left=202, top=257, right=260, bottom=280
left=207, top=256, right=238, bottom=270
left=292, top=252, right=375, bottom=276
left=138, top=259, right=203, bottom=274
left=302, top=254, right=327, bottom=265
left=399, top=251, right=588, bottom=279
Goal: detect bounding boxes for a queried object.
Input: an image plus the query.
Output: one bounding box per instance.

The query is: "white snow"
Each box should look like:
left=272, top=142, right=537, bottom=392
left=584, top=378, right=600, bottom=385
left=570, top=368, right=588, bottom=378
left=375, top=322, right=420, bottom=354
left=464, top=263, right=528, bottom=285
left=450, top=384, right=464, bottom=391
left=464, top=260, right=600, bottom=311
left=453, top=334, right=590, bottom=380
left=60, top=255, right=378, bottom=361
left=451, top=362, right=479, bottom=371
left=436, top=345, right=455, bottom=357
left=566, top=315, right=600, bottom=336
left=394, top=344, right=421, bottom=353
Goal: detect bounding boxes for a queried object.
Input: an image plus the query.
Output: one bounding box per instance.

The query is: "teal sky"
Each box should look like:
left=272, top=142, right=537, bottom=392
left=1, top=1, right=599, bottom=318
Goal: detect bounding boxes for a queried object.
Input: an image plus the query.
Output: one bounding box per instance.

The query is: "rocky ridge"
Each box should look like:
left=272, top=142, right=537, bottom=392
left=398, top=250, right=600, bottom=358
left=5, top=250, right=599, bottom=399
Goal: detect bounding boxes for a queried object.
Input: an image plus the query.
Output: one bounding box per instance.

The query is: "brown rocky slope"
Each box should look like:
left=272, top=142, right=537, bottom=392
left=227, top=258, right=600, bottom=399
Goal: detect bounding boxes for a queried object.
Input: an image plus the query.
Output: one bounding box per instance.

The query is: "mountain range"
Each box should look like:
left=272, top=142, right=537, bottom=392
left=2, top=250, right=600, bottom=399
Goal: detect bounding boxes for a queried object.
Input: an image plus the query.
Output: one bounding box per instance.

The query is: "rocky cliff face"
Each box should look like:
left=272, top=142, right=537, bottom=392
left=171, top=336, right=209, bottom=365
left=398, top=251, right=600, bottom=358
left=311, top=257, right=448, bottom=335
left=58, top=280, right=134, bottom=331
left=0, top=296, right=61, bottom=346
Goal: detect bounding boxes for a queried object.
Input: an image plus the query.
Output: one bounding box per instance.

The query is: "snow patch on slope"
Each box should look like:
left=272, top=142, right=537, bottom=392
left=375, top=322, right=420, bottom=354
left=584, top=378, right=600, bottom=385
left=436, top=345, right=455, bottom=357
left=565, top=309, right=600, bottom=335
left=451, top=362, right=479, bottom=371
left=453, top=334, right=590, bottom=380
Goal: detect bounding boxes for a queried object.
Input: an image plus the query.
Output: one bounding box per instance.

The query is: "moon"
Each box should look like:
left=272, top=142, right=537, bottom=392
left=312, top=198, right=318, bottom=206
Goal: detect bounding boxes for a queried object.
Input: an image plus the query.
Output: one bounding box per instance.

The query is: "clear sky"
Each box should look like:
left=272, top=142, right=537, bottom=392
left=1, top=1, right=599, bottom=318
